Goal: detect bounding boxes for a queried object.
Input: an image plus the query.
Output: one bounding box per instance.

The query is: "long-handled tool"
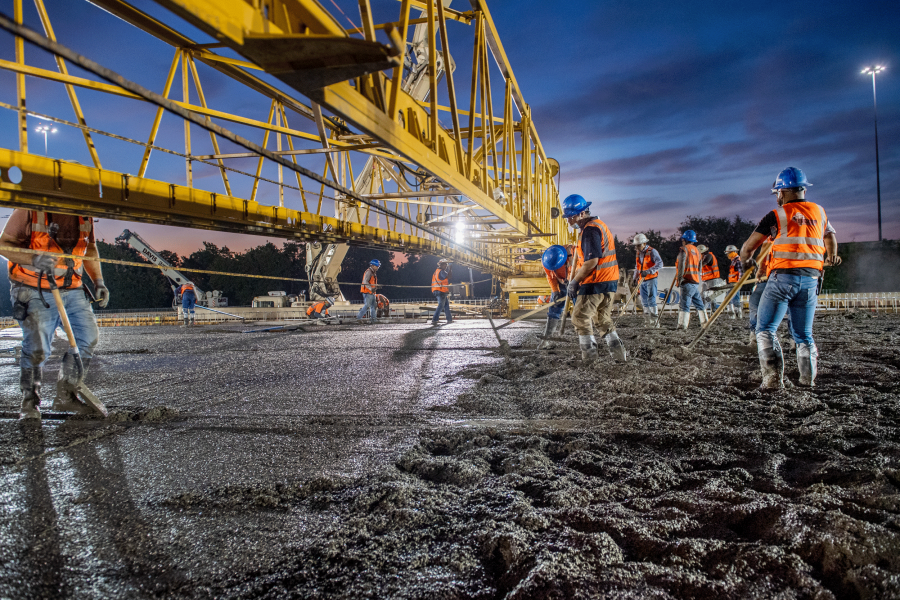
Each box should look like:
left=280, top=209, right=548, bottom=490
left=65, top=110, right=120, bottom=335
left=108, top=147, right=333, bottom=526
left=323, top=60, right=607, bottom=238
left=558, top=228, right=583, bottom=337
left=613, top=275, right=643, bottom=327
left=655, top=274, right=678, bottom=328
left=684, top=241, right=773, bottom=350
left=484, top=298, right=566, bottom=352
left=47, top=278, right=108, bottom=417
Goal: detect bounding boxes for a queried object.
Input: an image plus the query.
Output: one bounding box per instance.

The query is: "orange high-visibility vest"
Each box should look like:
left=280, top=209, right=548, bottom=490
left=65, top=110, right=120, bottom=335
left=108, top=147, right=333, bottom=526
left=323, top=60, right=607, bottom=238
left=306, top=301, right=329, bottom=317
left=8, top=211, right=91, bottom=289
left=758, top=238, right=776, bottom=280
left=431, top=268, right=449, bottom=293
left=727, top=256, right=741, bottom=283
left=701, top=254, right=720, bottom=281
left=180, top=283, right=195, bottom=294
left=360, top=268, right=377, bottom=294
left=679, top=244, right=701, bottom=284
left=769, top=202, right=827, bottom=272
left=575, top=219, right=619, bottom=286
left=376, top=294, right=389, bottom=309
left=543, top=264, right=568, bottom=292
left=635, top=247, right=659, bottom=281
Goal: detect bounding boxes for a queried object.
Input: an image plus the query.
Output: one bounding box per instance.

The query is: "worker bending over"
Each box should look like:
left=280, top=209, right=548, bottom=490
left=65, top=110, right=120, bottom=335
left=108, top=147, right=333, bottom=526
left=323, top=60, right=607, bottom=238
left=307, top=297, right=335, bottom=320
left=674, top=230, right=708, bottom=329
left=563, top=195, right=626, bottom=362
left=356, top=259, right=380, bottom=323
left=724, top=245, right=744, bottom=319
left=538, top=244, right=572, bottom=348
left=698, top=244, right=722, bottom=312
left=740, top=167, right=840, bottom=389
left=0, top=209, right=110, bottom=419
left=178, top=282, right=196, bottom=327
left=431, top=258, right=453, bottom=325
left=631, top=234, right=662, bottom=326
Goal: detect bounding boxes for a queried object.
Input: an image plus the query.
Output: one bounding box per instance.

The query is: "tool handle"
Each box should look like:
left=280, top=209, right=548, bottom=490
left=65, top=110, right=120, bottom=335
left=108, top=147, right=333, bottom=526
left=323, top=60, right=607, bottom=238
left=655, top=275, right=678, bottom=327
left=558, top=228, right=583, bottom=336
left=495, top=297, right=566, bottom=330
left=50, top=288, right=79, bottom=351
left=686, top=241, right=772, bottom=349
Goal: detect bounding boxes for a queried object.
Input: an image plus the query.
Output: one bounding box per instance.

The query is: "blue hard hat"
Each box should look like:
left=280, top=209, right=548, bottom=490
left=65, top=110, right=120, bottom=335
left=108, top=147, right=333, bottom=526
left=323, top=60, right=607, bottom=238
left=541, top=245, right=568, bottom=271
left=370, top=259, right=381, bottom=267
left=771, top=167, right=811, bottom=194
left=681, top=230, right=697, bottom=243
left=562, top=194, right=591, bottom=218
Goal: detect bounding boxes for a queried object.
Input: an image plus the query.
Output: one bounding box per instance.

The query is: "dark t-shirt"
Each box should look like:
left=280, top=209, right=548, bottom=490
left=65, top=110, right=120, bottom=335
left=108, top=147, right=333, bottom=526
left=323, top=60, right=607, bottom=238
left=578, top=222, right=617, bottom=295
left=754, top=205, right=833, bottom=278
left=3, top=210, right=95, bottom=253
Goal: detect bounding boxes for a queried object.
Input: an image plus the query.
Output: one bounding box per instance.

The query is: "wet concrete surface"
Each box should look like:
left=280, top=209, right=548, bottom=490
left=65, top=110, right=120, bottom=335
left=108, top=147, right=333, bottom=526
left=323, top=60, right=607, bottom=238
left=0, top=314, right=898, bottom=598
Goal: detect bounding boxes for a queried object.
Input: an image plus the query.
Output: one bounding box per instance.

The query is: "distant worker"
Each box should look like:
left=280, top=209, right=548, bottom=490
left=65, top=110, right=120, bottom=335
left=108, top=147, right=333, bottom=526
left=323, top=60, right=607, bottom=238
left=740, top=167, right=840, bottom=389
left=698, top=244, right=723, bottom=312
left=307, top=296, right=335, bottom=320
left=431, top=258, right=453, bottom=326
left=674, top=230, right=708, bottom=329
left=356, top=259, right=380, bottom=323
left=178, top=282, right=196, bottom=327
left=562, top=195, right=626, bottom=362
left=0, top=209, right=110, bottom=419
left=375, top=293, right=390, bottom=318
left=724, top=245, right=744, bottom=319
left=631, top=234, right=662, bottom=326
left=538, top=244, right=572, bottom=349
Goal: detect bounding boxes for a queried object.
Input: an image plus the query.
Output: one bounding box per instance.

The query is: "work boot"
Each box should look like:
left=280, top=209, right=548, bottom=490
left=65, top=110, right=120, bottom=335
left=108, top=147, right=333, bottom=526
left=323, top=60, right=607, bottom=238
left=727, top=304, right=737, bottom=319
left=182, top=316, right=189, bottom=328
left=579, top=335, right=598, bottom=361
left=603, top=331, right=627, bottom=362
left=673, top=311, right=684, bottom=330
left=796, top=342, right=818, bottom=387
left=53, top=357, right=94, bottom=414
left=537, top=318, right=556, bottom=350
left=698, top=309, right=709, bottom=329
left=756, top=332, right=784, bottom=390
left=736, top=305, right=744, bottom=319
left=19, top=366, right=42, bottom=420
left=649, top=306, right=661, bottom=328
left=680, top=311, right=692, bottom=330
left=190, top=313, right=196, bottom=327
left=747, top=330, right=757, bottom=347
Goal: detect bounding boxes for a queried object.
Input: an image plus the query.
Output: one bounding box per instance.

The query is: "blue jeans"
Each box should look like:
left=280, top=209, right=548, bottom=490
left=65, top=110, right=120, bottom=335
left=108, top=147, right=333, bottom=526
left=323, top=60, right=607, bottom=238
left=548, top=290, right=564, bottom=320
left=12, top=284, right=99, bottom=370
left=357, top=293, right=377, bottom=319
left=432, top=291, right=452, bottom=323
left=182, top=291, right=196, bottom=315
left=749, top=280, right=792, bottom=333
left=640, top=278, right=658, bottom=309
left=679, top=282, right=704, bottom=312
left=756, top=273, right=817, bottom=345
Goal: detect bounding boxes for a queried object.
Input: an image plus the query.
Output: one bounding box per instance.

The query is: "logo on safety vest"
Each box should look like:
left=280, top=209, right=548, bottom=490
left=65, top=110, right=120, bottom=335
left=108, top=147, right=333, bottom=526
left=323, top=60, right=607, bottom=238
left=791, top=214, right=818, bottom=227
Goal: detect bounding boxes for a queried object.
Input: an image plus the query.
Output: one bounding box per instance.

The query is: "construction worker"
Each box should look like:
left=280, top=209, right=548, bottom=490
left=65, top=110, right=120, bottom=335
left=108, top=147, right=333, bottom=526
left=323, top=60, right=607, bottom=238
left=631, top=234, right=662, bottom=325
left=740, top=167, right=840, bottom=389
left=674, top=230, right=707, bottom=329
left=562, top=194, right=626, bottom=362
left=178, top=281, right=196, bottom=327
left=375, top=293, right=390, bottom=318
left=698, top=244, right=723, bottom=312
left=724, top=245, right=744, bottom=319
left=0, top=209, right=110, bottom=419
left=537, top=244, right=571, bottom=349
left=356, top=259, right=380, bottom=323
left=431, top=258, right=453, bottom=325
left=307, top=296, right=334, bottom=320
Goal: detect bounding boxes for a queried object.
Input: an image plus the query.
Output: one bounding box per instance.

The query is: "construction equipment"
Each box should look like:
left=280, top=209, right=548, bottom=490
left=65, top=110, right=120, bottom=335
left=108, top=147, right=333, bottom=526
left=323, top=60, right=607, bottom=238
left=46, top=276, right=107, bottom=417
left=116, top=230, right=226, bottom=308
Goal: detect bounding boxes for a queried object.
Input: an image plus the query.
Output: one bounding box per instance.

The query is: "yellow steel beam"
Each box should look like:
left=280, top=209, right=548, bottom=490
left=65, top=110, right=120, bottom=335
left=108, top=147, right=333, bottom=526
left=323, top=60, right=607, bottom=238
left=0, top=149, right=506, bottom=273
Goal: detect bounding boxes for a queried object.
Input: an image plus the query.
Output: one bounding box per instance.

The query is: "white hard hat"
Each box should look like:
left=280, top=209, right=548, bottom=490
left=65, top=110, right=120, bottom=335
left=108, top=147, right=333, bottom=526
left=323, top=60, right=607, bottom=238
left=631, top=233, right=648, bottom=245
left=697, top=244, right=709, bottom=254
left=326, top=296, right=335, bottom=306
left=725, top=245, right=739, bottom=254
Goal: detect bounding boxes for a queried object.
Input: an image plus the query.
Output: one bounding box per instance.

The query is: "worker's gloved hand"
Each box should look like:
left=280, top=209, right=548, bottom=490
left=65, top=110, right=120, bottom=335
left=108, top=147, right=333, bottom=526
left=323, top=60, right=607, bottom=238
left=566, top=280, right=579, bottom=299
left=94, top=280, right=111, bottom=308
left=741, top=258, right=757, bottom=272
left=31, top=253, right=57, bottom=274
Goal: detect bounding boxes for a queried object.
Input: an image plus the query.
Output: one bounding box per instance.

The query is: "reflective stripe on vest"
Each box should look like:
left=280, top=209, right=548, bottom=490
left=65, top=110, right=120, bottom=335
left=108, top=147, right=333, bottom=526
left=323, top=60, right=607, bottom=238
left=576, top=219, right=619, bottom=285
left=770, top=202, right=827, bottom=271
left=728, top=258, right=741, bottom=283
left=307, top=301, right=328, bottom=316
left=8, top=211, right=90, bottom=289
left=181, top=283, right=195, bottom=294
left=360, top=269, right=377, bottom=294
left=680, top=244, right=701, bottom=284
left=431, top=268, right=449, bottom=293
left=636, top=247, right=659, bottom=280
left=700, top=254, right=719, bottom=281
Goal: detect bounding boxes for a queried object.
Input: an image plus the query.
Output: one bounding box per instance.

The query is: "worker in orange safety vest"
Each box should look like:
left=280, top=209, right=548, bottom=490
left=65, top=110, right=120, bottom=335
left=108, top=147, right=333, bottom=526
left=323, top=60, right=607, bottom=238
left=307, top=296, right=335, bottom=320
left=674, top=230, right=708, bottom=330
left=430, top=258, right=453, bottom=325
left=724, top=245, right=744, bottom=319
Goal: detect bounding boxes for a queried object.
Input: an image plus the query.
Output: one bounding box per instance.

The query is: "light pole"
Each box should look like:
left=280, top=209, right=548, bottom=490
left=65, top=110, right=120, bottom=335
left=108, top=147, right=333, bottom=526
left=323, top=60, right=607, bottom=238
left=34, top=122, right=57, bottom=157
left=862, top=65, right=884, bottom=241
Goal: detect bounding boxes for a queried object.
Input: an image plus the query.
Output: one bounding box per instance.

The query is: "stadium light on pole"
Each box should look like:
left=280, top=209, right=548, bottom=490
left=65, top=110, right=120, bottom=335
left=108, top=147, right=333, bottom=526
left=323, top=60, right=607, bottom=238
left=34, top=122, right=57, bottom=157
left=861, top=65, right=884, bottom=241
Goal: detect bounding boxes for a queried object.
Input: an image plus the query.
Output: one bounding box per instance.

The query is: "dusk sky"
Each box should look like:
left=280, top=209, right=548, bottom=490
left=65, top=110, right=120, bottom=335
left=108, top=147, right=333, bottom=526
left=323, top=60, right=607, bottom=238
left=1, top=0, right=898, bottom=257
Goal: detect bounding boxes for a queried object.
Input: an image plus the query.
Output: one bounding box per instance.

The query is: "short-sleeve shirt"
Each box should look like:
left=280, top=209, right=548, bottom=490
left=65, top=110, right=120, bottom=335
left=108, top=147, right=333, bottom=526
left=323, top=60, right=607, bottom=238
left=3, top=210, right=95, bottom=253
left=755, top=203, right=835, bottom=277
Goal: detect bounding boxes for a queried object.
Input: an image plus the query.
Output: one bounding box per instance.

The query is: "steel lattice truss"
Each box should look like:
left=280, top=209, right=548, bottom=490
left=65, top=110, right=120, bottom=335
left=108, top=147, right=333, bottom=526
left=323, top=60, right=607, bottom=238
left=0, top=0, right=567, bottom=276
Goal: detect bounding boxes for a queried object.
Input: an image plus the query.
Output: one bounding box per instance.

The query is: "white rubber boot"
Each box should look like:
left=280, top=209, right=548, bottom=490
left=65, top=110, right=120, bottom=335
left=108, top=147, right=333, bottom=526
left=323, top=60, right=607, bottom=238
left=756, top=331, right=784, bottom=390
left=603, top=331, right=627, bottom=362
left=797, top=342, right=818, bottom=387
left=650, top=306, right=661, bottom=328
left=698, top=309, right=709, bottom=328
left=736, top=305, right=744, bottom=319
left=673, top=311, right=684, bottom=330
left=748, top=330, right=757, bottom=347
left=579, top=335, right=598, bottom=361
left=537, top=318, right=556, bottom=350
left=681, top=311, right=692, bottom=330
